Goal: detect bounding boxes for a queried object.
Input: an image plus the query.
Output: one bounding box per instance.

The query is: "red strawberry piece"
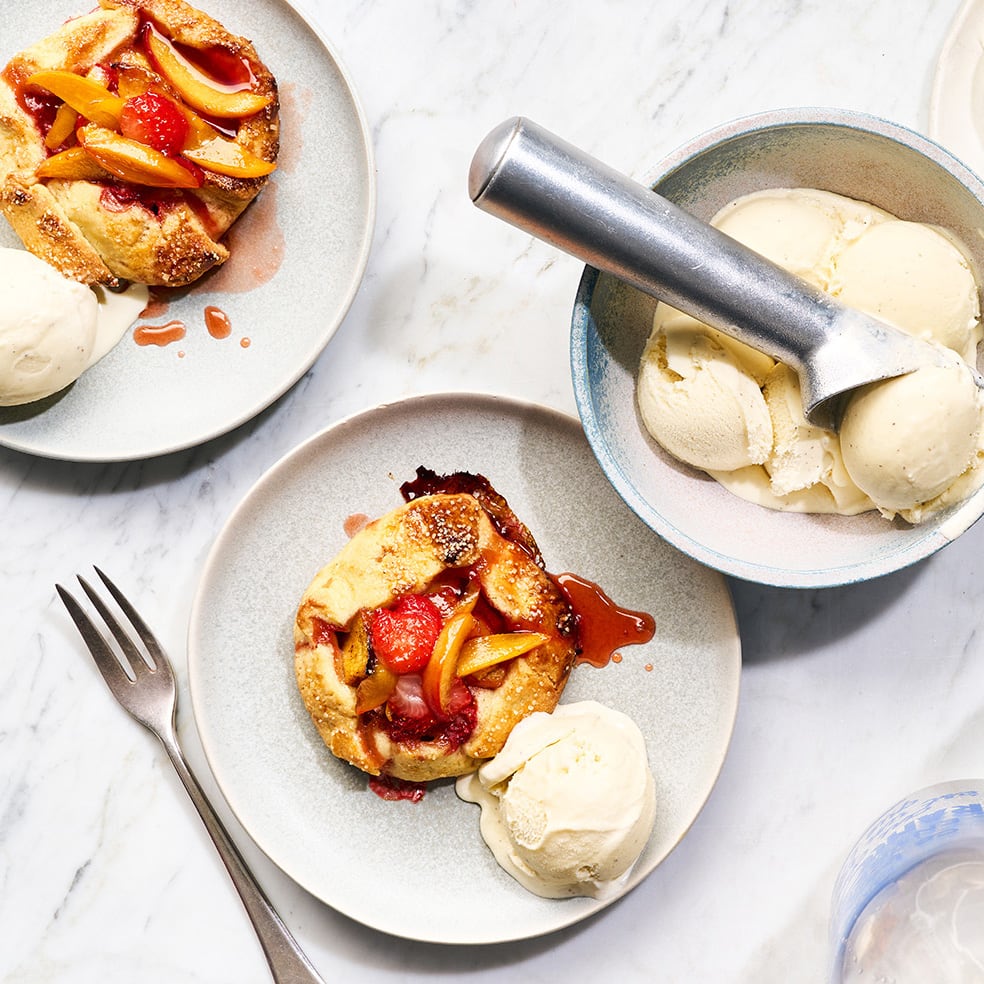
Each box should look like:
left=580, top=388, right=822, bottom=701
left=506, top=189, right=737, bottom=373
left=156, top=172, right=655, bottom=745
left=370, top=595, right=443, bottom=674
left=385, top=673, right=430, bottom=720
left=381, top=676, right=476, bottom=747
left=442, top=684, right=477, bottom=750
left=119, top=91, right=189, bottom=156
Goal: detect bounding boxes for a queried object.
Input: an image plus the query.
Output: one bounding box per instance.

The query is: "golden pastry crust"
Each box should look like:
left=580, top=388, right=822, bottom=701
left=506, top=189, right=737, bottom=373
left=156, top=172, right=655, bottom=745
left=294, top=493, right=578, bottom=783
left=0, top=0, right=279, bottom=286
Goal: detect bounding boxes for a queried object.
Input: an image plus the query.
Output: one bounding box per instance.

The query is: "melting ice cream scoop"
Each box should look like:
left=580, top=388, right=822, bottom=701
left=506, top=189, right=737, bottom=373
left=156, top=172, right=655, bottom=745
left=456, top=701, right=656, bottom=899
left=0, top=248, right=147, bottom=406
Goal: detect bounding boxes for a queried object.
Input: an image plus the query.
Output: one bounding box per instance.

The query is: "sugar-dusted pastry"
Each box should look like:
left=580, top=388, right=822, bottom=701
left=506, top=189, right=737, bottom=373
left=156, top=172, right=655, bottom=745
left=0, top=0, right=279, bottom=287
left=294, top=471, right=579, bottom=783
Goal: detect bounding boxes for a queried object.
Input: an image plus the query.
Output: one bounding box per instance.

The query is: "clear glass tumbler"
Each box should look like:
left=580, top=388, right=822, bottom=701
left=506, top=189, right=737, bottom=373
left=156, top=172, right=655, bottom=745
left=829, top=779, right=984, bottom=982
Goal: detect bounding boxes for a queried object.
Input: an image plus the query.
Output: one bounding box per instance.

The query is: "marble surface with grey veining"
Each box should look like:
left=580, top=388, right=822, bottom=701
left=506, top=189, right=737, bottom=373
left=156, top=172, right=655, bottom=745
left=2, top=0, right=982, bottom=981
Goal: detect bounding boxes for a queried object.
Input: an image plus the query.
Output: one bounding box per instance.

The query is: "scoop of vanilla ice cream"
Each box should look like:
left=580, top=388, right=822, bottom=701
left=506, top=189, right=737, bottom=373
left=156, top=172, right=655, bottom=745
left=0, top=248, right=98, bottom=406
left=637, top=321, right=773, bottom=471
left=711, top=187, right=891, bottom=289
left=456, top=701, right=656, bottom=900
left=763, top=363, right=841, bottom=496
left=834, top=221, right=982, bottom=364
left=839, top=355, right=984, bottom=520
left=635, top=186, right=984, bottom=524
left=0, top=249, right=148, bottom=406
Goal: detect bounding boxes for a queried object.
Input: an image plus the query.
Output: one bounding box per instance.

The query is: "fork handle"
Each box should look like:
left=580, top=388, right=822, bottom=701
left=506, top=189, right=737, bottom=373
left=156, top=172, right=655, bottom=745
left=159, top=736, right=326, bottom=984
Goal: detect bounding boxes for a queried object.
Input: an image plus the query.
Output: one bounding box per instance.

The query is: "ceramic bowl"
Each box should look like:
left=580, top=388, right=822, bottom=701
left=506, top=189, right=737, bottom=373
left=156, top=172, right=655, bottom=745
left=570, top=107, right=984, bottom=587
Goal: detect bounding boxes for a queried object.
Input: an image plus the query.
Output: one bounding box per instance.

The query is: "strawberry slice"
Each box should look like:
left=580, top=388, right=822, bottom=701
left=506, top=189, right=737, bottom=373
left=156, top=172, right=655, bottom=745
left=384, top=673, right=430, bottom=719
left=119, top=91, right=189, bottom=157
left=381, top=675, right=476, bottom=746
left=369, top=595, right=443, bottom=674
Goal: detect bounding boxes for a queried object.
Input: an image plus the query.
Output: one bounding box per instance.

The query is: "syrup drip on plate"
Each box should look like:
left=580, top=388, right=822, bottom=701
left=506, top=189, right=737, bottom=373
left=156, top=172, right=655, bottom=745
left=554, top=572, right=656, bottom=668
left=133, top=302, right=239, bottom=347
left=133, top=319, right=187, bottom=346
left=204, top=305, right=232, bottom=338
left=344, top=513, right=371, bottom=538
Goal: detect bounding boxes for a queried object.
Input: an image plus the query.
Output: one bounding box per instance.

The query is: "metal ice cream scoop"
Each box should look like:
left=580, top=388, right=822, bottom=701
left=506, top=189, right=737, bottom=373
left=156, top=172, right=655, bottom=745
left=469, top=116, right=963, bottom=430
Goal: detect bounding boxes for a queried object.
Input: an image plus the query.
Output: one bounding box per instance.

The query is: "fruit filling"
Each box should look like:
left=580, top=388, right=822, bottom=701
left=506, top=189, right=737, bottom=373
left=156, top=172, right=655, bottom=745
left=370, top=595, right=443, bottom=675
left=119, top=90, right=189, bottom=154
left=16, top=12, right=276, bottom=193
left=329, top=565, right=553, bottom=754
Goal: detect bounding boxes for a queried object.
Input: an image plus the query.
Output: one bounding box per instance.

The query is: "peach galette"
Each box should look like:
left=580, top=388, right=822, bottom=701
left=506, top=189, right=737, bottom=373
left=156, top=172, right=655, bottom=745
left=0, top=0, right=278, bottom=287
left=294, top=470, right=580, bottom=784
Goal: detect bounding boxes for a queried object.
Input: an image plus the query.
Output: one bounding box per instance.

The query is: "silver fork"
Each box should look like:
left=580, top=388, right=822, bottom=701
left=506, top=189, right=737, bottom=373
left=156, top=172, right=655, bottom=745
left=56, top=567, right=326, bottom=984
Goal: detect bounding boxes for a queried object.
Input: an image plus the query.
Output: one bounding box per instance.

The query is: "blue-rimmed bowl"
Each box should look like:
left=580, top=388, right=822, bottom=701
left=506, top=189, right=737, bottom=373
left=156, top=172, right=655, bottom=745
left=571, top=107, right=984, bottom=588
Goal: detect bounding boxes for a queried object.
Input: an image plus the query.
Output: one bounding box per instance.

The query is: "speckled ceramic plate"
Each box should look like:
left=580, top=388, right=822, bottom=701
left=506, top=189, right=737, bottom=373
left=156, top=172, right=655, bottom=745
left=0, top=0, right=374, bottom=462
left=930, top=0, right=984, bottom=176
left=187, top=393, right=741, bottom=944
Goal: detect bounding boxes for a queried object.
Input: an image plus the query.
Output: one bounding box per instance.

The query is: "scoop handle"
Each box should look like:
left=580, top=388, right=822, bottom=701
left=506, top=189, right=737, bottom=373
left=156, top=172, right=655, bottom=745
left=468, top=117, right=922, bottom=422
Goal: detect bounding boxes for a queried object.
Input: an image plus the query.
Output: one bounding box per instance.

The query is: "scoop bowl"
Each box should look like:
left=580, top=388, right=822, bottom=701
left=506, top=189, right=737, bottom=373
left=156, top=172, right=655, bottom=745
left=564, top=108, right=984, bottom=587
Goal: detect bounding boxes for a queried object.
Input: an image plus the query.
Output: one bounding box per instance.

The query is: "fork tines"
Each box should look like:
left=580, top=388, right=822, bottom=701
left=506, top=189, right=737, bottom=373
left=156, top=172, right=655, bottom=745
left=56, top=567, right=165, bottom=684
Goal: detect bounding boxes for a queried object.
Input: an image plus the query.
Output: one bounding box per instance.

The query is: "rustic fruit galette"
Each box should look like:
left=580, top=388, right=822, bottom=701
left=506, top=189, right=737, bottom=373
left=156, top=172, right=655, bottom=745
left=294, top=470, right=580, bottom=783
left=0, top=0, right=278, bottom=287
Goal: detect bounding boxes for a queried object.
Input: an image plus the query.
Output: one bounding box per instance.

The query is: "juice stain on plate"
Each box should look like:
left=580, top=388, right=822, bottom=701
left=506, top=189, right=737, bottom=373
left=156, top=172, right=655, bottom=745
left=134, top=319, right=187, bottom=346
left=344, top=513, right=371, bottom=537
left=205, top=305, right=232, bottom=339
left=133, top=305, right=240, bottom=348
left=555, top=571, right=656, bottom=668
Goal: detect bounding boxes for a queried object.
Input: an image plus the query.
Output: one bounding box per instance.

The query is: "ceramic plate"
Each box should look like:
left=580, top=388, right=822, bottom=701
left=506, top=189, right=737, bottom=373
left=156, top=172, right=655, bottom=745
left=187, top=393, right=741, bottom=944
left=931, top=0, right=984, bottom=175
left=0, top=0, right=374, bottom=461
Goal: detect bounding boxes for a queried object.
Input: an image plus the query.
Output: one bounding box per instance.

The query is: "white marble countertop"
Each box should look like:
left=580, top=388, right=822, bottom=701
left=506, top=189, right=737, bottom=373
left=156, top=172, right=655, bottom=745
left=2, top=0, right=983, bottom=981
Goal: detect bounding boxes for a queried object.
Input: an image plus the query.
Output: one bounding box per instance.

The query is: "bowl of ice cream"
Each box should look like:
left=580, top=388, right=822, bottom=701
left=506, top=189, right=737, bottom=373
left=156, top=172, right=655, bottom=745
left=571, top=107, right=984, bottom=587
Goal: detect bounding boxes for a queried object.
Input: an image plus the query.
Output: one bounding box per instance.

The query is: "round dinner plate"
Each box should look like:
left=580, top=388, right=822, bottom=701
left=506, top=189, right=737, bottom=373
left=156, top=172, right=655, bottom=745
left=188, top=393, right=741, bottom=944
left=931, top=0, right=984, bottom=176
left=0, top=0, right=374, bottom=461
